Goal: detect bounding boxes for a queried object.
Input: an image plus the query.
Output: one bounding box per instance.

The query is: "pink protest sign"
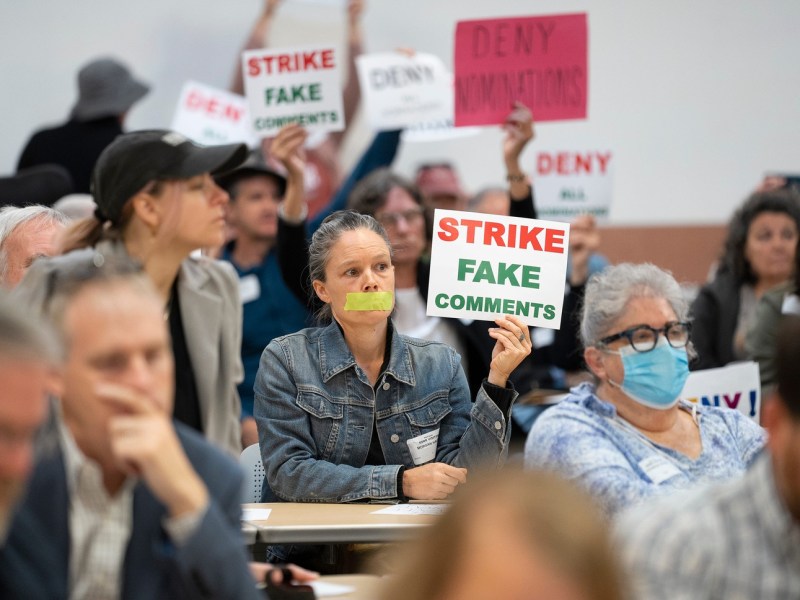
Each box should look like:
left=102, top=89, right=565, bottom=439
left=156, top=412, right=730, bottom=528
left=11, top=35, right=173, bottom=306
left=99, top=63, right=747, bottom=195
left=454, top=13, right=588, bottom=126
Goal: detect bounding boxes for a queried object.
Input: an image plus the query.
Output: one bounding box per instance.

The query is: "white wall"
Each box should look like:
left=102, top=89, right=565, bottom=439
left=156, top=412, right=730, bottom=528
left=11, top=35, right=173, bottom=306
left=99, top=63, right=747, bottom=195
left=2, top=0, right=798, bottom=224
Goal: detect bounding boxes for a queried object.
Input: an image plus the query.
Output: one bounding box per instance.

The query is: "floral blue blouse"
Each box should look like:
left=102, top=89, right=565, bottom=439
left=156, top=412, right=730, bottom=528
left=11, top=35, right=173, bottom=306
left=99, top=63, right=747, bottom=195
left=524, top=382, right=766, bottom=518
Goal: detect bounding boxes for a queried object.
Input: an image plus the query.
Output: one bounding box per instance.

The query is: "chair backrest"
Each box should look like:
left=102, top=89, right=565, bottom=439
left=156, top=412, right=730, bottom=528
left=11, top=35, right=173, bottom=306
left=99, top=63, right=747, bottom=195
left=239, top=443, right=265, bottom=503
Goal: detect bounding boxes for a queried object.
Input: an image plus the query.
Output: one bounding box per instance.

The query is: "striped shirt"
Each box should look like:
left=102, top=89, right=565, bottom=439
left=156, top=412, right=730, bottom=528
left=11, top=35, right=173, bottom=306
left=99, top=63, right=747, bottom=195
left=60, top=424, right=134, bottom=600
left=615, top=453, right=800, bottom=600
left=59, top=423, right=206, bottom=600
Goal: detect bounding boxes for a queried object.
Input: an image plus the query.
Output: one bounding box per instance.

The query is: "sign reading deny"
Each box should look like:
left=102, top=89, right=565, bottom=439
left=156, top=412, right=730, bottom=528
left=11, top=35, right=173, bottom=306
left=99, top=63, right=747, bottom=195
left=454, top=13, right=588, bottom=126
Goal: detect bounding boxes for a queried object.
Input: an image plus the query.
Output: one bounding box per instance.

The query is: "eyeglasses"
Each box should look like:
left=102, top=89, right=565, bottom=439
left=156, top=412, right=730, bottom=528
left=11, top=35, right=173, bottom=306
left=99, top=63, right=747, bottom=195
left=376, top=208, right=425, bottom=230
left=597, top=321, right=691, bottom=353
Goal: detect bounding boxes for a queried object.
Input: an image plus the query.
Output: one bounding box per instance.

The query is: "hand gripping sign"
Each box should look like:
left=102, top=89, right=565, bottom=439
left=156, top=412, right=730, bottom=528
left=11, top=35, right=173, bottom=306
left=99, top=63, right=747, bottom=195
left=427, top=210, right=570, bottom=329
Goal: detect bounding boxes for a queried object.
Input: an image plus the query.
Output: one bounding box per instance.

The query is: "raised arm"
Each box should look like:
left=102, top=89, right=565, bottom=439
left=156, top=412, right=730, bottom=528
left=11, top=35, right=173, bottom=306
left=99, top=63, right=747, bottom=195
left=329, top=0, right=365, bottom=150
left=309, top=129, right=402, bottom=232
left=230, top=0, right=282, bottom=95
left=504, top=102, right=537, bottom=217
left=270, top=125, right=315, bottom=307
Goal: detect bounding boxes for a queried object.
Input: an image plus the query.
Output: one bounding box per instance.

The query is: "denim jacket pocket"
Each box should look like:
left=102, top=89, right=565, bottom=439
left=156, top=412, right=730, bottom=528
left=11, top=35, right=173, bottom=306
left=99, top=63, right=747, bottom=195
left=296, top=385, right=344, bottom=460
left=404, top=393, right=452, bottom=432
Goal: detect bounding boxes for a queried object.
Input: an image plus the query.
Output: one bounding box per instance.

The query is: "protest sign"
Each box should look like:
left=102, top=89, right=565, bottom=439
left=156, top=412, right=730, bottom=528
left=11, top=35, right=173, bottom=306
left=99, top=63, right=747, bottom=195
left=242, top=45, right=344, bottom=137
left=532, top=146, right=614, bottom=222
left=454, top=13, right=587, bottom=126
left=679, top=362, right=761, bottom=423
left=356, top=52, right=452, bottom=130
left=170, top=81, right=255, bottom=147
left=426, top=210, right=570, bottom=328
left=401, top=119, right=482, bottom=143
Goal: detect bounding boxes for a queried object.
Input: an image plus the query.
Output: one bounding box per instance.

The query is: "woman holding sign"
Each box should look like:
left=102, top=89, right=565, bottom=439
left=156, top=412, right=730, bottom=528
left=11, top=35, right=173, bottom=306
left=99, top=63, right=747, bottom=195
left=254, top=210, right=530, bottom=507
left=524, top=263, right=765, bottom=518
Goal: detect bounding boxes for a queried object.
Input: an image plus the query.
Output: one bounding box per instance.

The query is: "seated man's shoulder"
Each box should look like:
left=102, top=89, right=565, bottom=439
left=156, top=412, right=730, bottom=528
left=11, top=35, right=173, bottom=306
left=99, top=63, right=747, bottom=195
left=614, top=482, right=733, bottom=596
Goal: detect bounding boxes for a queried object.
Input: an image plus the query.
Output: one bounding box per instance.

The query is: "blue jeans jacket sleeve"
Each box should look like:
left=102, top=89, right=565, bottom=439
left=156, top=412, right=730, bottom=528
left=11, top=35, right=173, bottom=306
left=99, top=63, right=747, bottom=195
left=308, top=130, right=402, bottom=233
left=436, top=351, right=512, bottom=469
left=254, top=324, right=515, bottom=503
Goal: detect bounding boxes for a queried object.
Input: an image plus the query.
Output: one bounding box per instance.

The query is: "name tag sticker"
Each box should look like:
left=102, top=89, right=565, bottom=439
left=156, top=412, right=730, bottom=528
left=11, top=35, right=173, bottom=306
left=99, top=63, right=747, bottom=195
left=407, top=429, right=439, bottom=465
left=239, top=274, right=261, bottom=304
left=638, top=455, right=682, bottom=485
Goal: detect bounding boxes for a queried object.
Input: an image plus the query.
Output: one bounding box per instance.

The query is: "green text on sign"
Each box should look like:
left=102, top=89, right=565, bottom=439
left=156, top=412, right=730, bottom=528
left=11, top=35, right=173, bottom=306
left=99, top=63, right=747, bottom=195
left=457, top=259, right=540, bottom=288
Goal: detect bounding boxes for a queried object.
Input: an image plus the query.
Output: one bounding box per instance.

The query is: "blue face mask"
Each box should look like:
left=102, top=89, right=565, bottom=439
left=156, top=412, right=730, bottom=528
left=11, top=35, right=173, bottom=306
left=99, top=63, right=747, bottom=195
left=606, top=338, right=690, bottom=410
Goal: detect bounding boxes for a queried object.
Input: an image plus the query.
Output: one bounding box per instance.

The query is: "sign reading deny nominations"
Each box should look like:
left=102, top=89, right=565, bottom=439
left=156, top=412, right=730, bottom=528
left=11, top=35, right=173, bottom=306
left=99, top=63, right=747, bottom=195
left=242, top=45, right=344, bottom=138
left=454, top=13, right=588, bottom=126
left=426, top=210, right=570, bottom=329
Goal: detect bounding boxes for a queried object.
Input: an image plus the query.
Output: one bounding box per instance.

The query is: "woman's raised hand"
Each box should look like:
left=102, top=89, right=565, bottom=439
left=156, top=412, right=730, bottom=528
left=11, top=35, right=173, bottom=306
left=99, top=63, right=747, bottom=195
left=487, top=314, right=532, bottom=388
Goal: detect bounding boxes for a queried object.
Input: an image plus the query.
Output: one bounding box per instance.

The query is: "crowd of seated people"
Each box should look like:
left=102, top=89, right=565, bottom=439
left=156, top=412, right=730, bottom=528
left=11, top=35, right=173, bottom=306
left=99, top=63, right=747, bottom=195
left=1, top=2, right=799, bottom=598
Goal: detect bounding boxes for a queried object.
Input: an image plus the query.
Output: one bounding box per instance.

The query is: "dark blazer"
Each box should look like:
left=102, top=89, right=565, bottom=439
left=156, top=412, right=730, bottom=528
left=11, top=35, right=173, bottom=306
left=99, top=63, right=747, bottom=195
left=0, top=424, right=260, bottom=600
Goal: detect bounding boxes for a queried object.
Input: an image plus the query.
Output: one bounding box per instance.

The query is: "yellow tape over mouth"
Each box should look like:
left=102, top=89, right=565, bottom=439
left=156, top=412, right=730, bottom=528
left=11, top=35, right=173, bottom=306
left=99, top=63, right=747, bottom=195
left=344, top=291, right=394, bottom=311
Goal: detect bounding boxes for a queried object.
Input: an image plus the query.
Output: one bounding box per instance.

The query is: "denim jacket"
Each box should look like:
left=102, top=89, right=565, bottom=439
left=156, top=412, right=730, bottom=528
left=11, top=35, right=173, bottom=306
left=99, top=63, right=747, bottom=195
left=253, top=320, right=516, bottom=503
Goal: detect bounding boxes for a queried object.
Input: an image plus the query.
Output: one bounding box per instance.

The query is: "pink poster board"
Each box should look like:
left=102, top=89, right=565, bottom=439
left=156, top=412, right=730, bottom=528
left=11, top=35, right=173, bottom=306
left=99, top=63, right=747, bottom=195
left=454, top=13, right=587, bottom=126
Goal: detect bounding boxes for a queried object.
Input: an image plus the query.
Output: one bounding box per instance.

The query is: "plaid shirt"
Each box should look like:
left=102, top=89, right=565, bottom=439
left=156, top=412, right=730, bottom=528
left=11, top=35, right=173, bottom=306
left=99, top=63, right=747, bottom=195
left=616, top=453, right=800, bottom=600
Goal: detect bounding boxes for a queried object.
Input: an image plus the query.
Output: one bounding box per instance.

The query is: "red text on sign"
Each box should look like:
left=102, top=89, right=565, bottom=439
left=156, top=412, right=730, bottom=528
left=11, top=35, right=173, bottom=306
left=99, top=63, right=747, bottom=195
left=537, top=152, right=612, bottom=176
left=185, top=90, right=244, bottom=122
left=247, top=50, right=335, bottom=77
left=437, top=217, right=565, bottom=254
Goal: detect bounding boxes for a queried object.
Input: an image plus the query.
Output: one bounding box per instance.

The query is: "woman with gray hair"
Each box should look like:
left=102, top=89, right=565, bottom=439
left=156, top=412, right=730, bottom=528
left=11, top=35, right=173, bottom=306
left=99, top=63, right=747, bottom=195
left=524, top=263, right=765, bottom=518
left=254, top=210, right=531, bottom=563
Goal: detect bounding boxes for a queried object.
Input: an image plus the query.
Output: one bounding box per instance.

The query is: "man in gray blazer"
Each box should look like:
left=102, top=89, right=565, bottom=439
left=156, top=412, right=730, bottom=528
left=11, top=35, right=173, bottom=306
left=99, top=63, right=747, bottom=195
left=0, top=256, right=261, bottom=599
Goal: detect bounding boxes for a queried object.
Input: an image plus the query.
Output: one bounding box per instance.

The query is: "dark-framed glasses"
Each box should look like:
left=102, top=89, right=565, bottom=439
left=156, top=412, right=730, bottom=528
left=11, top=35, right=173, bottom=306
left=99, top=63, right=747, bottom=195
left=597, top=321, right=691, bottom=353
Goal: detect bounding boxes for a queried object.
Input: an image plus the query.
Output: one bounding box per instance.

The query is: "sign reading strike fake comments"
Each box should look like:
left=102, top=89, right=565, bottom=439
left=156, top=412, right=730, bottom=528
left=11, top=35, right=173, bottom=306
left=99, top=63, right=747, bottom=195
left=242, top=45, right=344, bottom=137
left=426, top=210, right=570, bottom=328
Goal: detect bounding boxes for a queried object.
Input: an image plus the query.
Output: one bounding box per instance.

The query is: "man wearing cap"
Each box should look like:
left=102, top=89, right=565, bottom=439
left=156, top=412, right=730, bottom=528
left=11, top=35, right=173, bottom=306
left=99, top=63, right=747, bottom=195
left=17, top=57, right=149, bottom=194
left=217, top=125, right=310, bottom=447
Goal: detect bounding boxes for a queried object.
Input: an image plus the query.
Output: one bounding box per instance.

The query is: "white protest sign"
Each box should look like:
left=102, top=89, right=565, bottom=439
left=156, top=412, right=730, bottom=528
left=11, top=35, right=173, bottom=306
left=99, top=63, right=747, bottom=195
left=170, top=81, right=255, bottom=147
left=426, top=210, right=570, bottom=328
left=679, top=361, right=761, bottom=423
left=401, top=119, right=483, bottom=143
left=532, top=147, right=614, bottom=222
left=242, top=45, right=344, bottom=138
left=356, top=52, right=452, bottom=130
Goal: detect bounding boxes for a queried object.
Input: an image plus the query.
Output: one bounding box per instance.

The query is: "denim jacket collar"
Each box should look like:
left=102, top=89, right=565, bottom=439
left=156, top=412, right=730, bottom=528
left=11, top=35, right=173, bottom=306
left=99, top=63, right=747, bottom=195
left=318, top=319, right=416, bottom=387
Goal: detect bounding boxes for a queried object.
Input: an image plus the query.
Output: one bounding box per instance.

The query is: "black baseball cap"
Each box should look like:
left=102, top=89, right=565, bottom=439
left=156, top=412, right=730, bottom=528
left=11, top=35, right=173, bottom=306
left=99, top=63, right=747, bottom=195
left=214, top=150, right=287, bottom=198
left=91, top=130, right=248, bottom=224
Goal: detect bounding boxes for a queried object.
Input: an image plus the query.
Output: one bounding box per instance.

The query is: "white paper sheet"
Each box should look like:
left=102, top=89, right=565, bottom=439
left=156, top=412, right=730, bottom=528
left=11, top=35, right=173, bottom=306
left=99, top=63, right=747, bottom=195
left=370, top=504, right=447, bottom=515
left=241, top=507, right=272, bottom=522
left=310, top=581, right=356, bottom=597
